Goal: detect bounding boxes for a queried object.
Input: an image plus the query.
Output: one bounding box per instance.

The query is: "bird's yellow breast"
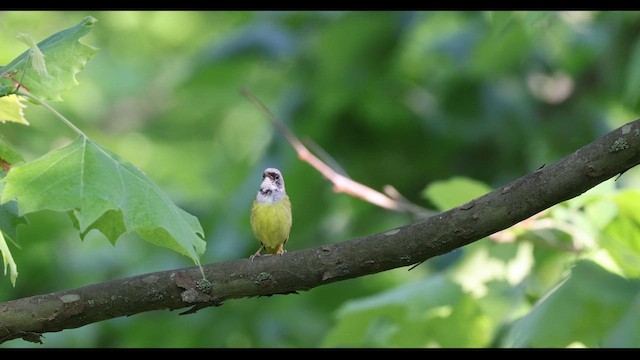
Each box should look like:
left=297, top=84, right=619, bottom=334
left=250, top=195, right=292, bottom=254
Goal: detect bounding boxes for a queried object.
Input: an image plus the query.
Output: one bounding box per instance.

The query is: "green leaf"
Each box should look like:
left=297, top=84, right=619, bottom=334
left=422, top=176, right=492, bottom=211
left=502, top=260, right=640, bottom=347
left=0, top=16, right=99, bottom=101
left=16, top=33, right=51, bottom=79
left=0, top=198, right=26, bottom=246
left=0, top=136, right=206, bottom=265
left=0, top=94, right=28, bottom=125
left=0, top=85, right=14, bottom=97
left=450, top=240, right=534, bottom=299
left=0, top=230, right=18, bottom=286
left=0, top=176, right=26, bottom=287
left=323, top=275, right=492, bottom=347
left=0, top=138, right=25, bottom=171
left=602, top=294, right=640, bottom=347
left=614, top=190, right=640, bottom=225
left=597, top=191, right=640, bottom=278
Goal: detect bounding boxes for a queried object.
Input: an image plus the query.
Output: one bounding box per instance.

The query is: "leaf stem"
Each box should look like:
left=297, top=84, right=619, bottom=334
left=15, top=89, right=87, bottom=138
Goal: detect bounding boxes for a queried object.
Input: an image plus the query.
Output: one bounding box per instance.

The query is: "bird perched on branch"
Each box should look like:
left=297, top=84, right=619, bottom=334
left=249, top=167, right=292, bottom=261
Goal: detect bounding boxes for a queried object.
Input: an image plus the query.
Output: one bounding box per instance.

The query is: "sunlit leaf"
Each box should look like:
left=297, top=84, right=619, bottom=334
left=0, top=94, right=28, bottom=125
left=450, top=240, right=534, bottom=298
left=597, top=191, right=640, bottom=278
left=583, top=196, right=618, bottom=231
left=502, top=260, right=640, bottom=348
left=422, top=176, right=492, bottom=211
left=0, top=174, right=26, bottom=251
left=0, top=136, right=206, bottom=265
left=323, top=275, right=492, bottom=347
left=614, top=190, right=640, bottom=225
left=0, top=230, right=18, bottom=286
left=0, top=16, right=99, bottom=101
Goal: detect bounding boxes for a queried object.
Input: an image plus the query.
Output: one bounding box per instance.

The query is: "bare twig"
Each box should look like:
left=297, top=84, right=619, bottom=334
left=383, top=185, right=438, bottom=218
left=241, top=88, right=432, bottom=216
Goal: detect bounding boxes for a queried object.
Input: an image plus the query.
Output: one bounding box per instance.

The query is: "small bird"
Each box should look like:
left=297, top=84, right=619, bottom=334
left=249, top=167, right=292, bottom=261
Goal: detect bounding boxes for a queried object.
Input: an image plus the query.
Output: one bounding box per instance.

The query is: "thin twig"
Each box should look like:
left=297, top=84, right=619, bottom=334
left=241, top=88, right=432, bottom=215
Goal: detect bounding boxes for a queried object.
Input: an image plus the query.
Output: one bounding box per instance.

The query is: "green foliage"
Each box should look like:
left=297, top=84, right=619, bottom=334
left=0, top=16, right=207, bottom=284
left=0, top=95, right=27, bottom=124
left=0, top=138, right=25, bottom=165
left=323, top=275, right=492, bottom=347
left=0, top=137, right=205, bottom=264
left=503, top=260, right=640, bottom=347
left=2, top=11, right=640, bottom=348
left=601, top=294, right=640, bottom=347
left=0, top=177, right=23, bottom=287
left=15, top=33, right=49, bottom=79
left=0, top=230, right=17, bottom=286
left=0, top=157, right=21, bottom=286
left=0, top=195, right=26, bottom=244
left=599, top=191, right=640, bottom=277
left=422, top=176, right=492, bottom=211
left=0, top=16, right=98, bottom=101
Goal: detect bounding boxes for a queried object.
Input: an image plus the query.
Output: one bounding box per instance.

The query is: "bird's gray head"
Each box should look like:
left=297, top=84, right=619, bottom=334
left=256, top=167, right=286, bottom=204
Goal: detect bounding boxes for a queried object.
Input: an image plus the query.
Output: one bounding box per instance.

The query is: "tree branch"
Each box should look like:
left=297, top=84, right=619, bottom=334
left=2, top=118, right=640, bottom=345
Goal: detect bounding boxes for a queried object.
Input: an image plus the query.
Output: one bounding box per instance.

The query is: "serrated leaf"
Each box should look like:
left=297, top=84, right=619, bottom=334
left=502, top=260, right=640, bottom=347
left=422, top=176, right=492, bottom=211
left=0, top=16, right=99, bottom=101
left=0, top=230, right=18, bottom=286
left=0, top=94, right=28, bottom=125
left=0, top=136, right=206, bottom=265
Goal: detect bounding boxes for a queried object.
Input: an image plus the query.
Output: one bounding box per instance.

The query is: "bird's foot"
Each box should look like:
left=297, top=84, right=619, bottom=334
left=249, top=249, right=263, bottom=262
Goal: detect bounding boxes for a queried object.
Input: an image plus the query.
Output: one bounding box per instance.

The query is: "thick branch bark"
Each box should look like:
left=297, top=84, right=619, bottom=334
left=2, top=119, right=640, bottom=345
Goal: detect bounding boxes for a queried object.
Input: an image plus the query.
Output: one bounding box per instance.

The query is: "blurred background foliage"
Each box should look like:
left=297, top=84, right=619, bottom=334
left=1, top=10, right=640, bottom=348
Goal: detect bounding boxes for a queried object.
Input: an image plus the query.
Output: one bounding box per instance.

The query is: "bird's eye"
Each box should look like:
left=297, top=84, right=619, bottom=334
left=273, top=173, right=279, bottom=179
